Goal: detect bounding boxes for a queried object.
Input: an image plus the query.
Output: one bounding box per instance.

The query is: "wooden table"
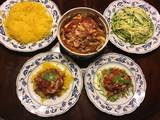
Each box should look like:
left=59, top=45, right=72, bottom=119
left=0, top=0, right=160, bottom=120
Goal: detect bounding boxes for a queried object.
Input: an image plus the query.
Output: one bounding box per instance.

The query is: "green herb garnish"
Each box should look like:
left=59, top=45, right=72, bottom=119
left=112, top=75, right=130, bottom=84
left=42, top=71, right=57, bottom=81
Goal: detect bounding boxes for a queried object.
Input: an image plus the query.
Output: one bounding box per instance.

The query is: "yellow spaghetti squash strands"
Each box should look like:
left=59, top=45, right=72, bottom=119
left=31, top=62, right=74, bottom=96
left=4, top=1, right=53, bottom=44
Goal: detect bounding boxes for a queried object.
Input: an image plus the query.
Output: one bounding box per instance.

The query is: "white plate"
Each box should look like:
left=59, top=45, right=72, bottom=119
left=103, top=0, right=160, bottom=54
left=0, top=0, right=61, bottom=52
left=84, top=53, right=146, bottom=116
left=16, top=52, right=83, bottom=117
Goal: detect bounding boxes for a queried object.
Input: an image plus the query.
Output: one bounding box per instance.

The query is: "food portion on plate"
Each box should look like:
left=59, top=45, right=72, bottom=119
left=4, top=1, right=53, bottom=44
left=58, top=7, right=109, bottom=57
left=60, top=13, right=106, bottom=54
left=94, top=66, right=134, bottom=102
left=29, top=61, right=73, bottom=102
left=16, top=52, right=83, bottom=117
left=103, top=0, right=160, bottom=54
left=111, top=7, right=154, bottom=45
left=0, top=0, right=61, bottom=52
left=85, top=53, right=146, bottom=116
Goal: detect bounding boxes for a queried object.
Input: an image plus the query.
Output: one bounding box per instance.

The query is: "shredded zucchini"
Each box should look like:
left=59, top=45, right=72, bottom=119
left=111, top=7, right=154, bottom=45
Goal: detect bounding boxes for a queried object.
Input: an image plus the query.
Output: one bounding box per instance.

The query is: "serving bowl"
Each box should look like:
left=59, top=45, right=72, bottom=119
left=57, top=7, right=109, bottom=58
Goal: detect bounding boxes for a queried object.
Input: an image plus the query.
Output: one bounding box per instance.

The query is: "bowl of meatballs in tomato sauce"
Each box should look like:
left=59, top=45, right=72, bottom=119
left=58, top=7, right=109, bottom=58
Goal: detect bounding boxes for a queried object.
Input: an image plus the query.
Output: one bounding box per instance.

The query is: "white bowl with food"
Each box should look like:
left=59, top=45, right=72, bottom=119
left=57, top=7, right=109, bottom=57
left=0, top=0, right=61, bottom=52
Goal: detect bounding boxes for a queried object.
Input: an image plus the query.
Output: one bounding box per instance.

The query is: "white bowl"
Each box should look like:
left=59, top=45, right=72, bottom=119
left=58, top=7, right=109, bottom=58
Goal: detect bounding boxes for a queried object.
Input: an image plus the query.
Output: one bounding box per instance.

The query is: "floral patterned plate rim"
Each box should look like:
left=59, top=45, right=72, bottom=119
left=103, top=0, right=160, bottom=54
left=0, top=0, right=61, bottom=52
left=84, top=53, right=146, bottom=116
left=16, top=52, right=83, bottom=117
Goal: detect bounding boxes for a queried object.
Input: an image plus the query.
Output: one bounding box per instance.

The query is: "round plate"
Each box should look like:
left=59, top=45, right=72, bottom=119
left=0, top=0, right=61, bottom=52
left=103, top=0, right=160, bottom=54
left=84, top=53, right=146, bottom=116
left=16, top=52, right=83, bottom=117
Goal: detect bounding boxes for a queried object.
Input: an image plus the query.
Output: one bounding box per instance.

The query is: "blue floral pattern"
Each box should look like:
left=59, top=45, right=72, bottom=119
left=84, top=53, right=146, bottom=116
left=16, top=52, right=83, bottom=117
left=0, top=0, right=61, bottom=52
left=103, top=0, right=160, bottom=54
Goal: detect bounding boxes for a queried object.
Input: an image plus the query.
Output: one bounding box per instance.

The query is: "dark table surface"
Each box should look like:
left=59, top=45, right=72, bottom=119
left=0, top=0, right=160, bottom=120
